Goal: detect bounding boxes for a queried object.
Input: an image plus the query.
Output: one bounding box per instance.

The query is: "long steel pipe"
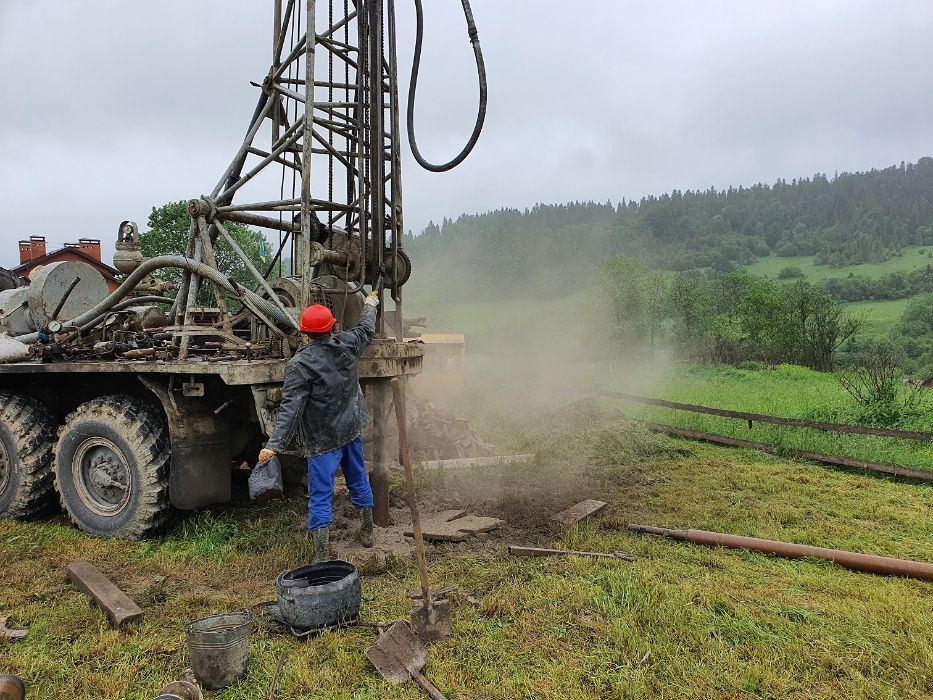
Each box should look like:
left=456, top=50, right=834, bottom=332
left=628, top=524, right=933, bottom=581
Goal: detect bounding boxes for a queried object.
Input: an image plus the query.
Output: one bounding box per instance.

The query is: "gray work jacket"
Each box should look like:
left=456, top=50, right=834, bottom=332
left=266, top=305, right=376, bottom=457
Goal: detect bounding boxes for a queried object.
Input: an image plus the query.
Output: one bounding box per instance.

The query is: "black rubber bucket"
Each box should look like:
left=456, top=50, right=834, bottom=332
left=274, top=560, right=361, bottom=631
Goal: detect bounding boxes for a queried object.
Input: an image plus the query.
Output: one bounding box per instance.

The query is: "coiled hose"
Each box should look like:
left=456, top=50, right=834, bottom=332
left=407, top=0, right=486, bottom=172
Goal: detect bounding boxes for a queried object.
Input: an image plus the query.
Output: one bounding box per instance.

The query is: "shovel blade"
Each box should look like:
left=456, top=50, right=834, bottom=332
left=411, top=600, right=452, bottom=643
left=366, top=621, right=427, bottom=685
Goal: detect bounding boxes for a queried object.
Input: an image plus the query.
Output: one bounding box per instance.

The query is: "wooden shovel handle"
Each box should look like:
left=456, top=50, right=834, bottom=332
left=413, top=672, right=449, bottom=700
left=391, top=379, right=433, bottom=611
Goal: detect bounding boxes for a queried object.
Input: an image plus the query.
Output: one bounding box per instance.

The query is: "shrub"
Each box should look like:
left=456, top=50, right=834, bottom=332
left=836, top=344, right=929, bottom=427
left=778, top=266, right=804, bottom=279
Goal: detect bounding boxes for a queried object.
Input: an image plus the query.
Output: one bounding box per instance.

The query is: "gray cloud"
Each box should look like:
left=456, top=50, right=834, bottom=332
left=2, top=1, right=932, bottom=266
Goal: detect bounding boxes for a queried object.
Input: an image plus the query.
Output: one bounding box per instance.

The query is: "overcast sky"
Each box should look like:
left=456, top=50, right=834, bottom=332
left=1, top=1, right=932, bottom=267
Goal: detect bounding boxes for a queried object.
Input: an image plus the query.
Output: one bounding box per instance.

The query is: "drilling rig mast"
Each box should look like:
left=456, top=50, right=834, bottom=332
left=0, top=0, right=485, bottom=537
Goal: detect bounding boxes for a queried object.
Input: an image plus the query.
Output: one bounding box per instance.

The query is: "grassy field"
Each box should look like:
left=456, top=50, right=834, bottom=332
left=3, top=291, right=932, bottom=698
left=1, top=402, right=931, bottom=699
left=847, top=298, right=911, bottom=337
left=409, top=290, right=933, bottom=473
left=745, top=246, right=933, bottom=283
left=741, top=250, right=926, bottom=337
left=613, top=363, right=933, bottom=475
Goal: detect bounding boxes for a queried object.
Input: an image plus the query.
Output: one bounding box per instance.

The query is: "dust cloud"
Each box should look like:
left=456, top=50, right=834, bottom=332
left=395, top=266, right=684, bottom=537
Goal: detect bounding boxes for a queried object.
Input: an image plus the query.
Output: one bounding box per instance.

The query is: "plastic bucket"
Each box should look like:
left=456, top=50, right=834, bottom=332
left=185, top=612, right=251, bottom=690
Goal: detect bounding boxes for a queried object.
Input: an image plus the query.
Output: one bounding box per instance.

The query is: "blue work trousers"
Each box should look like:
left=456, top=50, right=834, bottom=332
left=307, top=437, right=373, bottom=530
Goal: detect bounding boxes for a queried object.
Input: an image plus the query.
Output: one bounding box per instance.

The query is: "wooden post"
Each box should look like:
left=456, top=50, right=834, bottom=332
left=369, top=379, right=390, bottom=526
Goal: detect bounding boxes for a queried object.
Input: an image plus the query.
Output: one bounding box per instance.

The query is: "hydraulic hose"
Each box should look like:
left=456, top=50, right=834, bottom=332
left=74, top=296, right=176, bottom=336
left=406, top=0, right=486, bottom=172
left=15, top=256, right=295, bottom=343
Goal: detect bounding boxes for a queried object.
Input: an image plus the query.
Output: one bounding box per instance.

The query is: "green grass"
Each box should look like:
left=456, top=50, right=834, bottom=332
left=1, top=403, right=931, bottom=699
left=410, top=290, right=928, bottom=473
left=4, top=290, right=933, bottom=698
left=608, top=363, right=933, bottom=475
left=745, top=246, right=933, bottom=283
left=847, top=298, right=911, bottom=337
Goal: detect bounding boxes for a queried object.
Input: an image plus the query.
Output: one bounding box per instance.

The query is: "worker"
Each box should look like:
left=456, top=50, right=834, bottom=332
left=258, top=290, right=380, bottom=562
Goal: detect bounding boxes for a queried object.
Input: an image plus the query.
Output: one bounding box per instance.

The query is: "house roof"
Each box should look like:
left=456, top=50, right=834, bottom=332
left=12, top=247, right=120, bottom=281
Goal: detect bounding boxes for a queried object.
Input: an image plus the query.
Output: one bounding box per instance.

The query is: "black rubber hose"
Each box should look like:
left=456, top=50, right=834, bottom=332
left=406, top=0, right=487, bottom=172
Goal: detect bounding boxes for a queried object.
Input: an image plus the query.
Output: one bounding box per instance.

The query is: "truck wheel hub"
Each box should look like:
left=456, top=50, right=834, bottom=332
left=74, top=439, right=131, bottom=515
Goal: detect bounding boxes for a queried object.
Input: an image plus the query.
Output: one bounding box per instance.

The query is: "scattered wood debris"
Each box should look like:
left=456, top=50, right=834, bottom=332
left=0, top=616, right=27, bottom=640
left=67, top=561, right=144, bottom=628
left=405, top=510, right=505, bottom=542
left=551, top=499, right=607, bottom=525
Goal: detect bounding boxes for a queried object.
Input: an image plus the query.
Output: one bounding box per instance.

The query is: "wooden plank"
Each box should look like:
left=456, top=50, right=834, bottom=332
left=551, top=499, right=607, bottom=525
left=419, top=454, right=535, bottom=470
left=442, top=515, right=504, bottom=534
left=406, top=511, right=504, bottom=542
left=432, top=509, right=467, bottom=522
left=67, top=561, right=143, bottom=628
left=412, top=526, right=467, bottom=543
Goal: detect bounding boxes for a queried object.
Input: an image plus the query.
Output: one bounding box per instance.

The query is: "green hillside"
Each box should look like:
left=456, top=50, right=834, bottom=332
left=407, top=158, right=933, bottom=301
left=746, top=246, right=933, bottom=283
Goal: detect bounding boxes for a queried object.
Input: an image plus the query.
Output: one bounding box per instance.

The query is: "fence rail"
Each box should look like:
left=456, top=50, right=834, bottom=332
left=643, top=422, right=933, bottom=482
left=575, top=387, right=933, bottom=483
left=587, top=387, right=933, bottom=442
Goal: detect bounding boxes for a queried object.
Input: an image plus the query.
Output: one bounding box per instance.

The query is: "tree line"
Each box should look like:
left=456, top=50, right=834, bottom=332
left=821, top=264, right=933, bottom=302
left=595, top=258, right=859, bottom=372
left=406, top=157, right=933, bottom=299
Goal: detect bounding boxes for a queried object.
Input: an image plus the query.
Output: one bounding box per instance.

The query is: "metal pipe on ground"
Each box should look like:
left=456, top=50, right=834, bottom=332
left=628, top=524, right=933, bottom=581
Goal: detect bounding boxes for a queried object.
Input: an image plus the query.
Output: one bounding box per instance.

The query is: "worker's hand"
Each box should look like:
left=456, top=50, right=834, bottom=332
left=364, top=290, right=380, bottom=308
left=258, top=448, right=277, bottom=464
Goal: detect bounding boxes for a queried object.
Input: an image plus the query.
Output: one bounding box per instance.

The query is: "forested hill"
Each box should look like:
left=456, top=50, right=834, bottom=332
left=405, top=157, right=933, bottom=299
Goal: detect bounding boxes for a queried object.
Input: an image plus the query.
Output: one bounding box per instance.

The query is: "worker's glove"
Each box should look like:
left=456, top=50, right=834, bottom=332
left=364, top=291, right=380, bottom=308
left=258, top=448, right=277, bottom=464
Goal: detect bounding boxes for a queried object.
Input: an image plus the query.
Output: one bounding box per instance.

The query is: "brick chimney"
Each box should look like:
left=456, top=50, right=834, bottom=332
left=18, top=236, right=46, bottom=264
left=78, top=238, right=102, bottom=261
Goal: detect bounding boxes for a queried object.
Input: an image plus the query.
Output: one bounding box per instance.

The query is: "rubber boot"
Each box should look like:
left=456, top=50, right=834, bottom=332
left=311, top=527, right=330, bottom=563
left=356, top=507, right=374, bottom=548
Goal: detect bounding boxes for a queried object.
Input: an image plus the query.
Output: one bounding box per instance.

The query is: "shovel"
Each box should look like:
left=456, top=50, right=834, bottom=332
left=391, top=378, right=453, bottom=643
left=366, top=621, right=448, bottom=700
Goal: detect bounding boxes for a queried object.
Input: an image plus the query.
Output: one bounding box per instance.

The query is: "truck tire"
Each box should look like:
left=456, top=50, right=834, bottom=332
left=0, top=393, right=57, bottom=520
left=54, top=396, right=171, bottom=539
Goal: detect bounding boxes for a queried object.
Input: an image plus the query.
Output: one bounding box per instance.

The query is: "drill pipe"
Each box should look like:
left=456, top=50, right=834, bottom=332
left=628, top=524, right=933, bottom=582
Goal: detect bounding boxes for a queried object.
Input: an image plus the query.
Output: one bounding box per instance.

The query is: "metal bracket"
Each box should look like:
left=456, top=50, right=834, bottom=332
left=182, top=381, right=205, bottom=397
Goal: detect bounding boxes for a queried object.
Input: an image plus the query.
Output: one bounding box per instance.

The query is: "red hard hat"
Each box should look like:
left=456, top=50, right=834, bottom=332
left=299, top=304, right=336, bottom=333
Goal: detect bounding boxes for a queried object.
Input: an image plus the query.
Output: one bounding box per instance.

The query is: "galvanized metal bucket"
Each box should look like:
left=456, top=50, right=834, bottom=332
left=185, top=611, right=251, bottom=690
